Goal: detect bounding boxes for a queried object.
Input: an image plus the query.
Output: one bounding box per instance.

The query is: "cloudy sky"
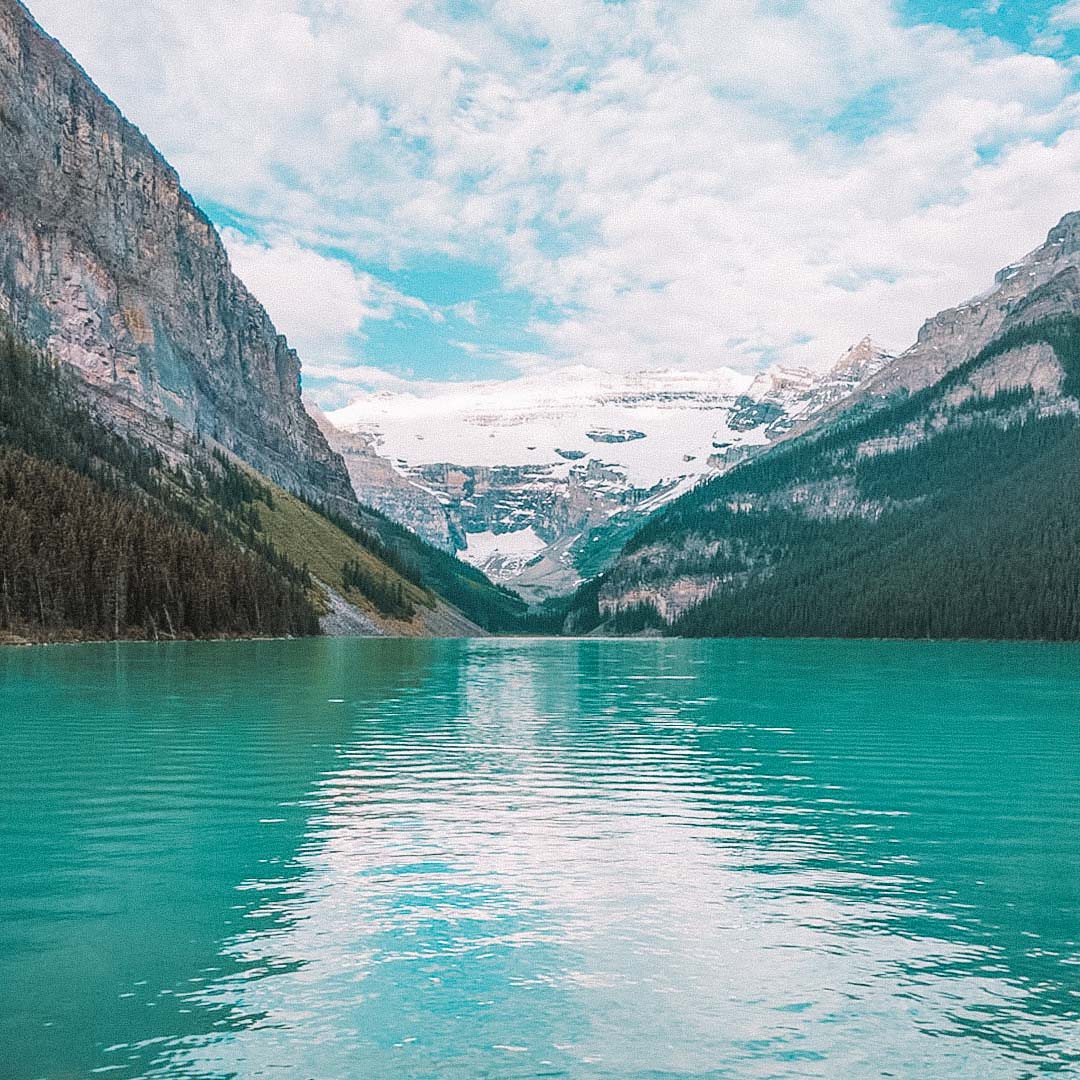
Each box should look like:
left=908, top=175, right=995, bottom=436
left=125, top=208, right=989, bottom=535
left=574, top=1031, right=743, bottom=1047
left=29, top=0, right=1080, bottom=406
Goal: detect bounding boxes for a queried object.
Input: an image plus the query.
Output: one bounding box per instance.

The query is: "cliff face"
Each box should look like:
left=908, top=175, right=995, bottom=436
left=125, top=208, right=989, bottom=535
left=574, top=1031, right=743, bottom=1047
left=856, top=213, right=1080, bottom=402
left=0, top=0, right=353, bottom=504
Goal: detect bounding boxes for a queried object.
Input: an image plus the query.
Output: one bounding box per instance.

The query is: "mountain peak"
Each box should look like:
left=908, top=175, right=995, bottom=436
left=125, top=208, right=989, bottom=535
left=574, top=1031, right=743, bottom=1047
left=994, top=209, right=1080, bottom=286
left=829, top=336, right=892, bottom=379
left=1046, top=210, right=1080, bottom=249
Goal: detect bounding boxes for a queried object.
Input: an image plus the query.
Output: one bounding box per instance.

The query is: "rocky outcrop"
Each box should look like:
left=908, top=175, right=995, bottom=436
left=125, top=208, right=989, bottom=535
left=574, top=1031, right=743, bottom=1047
left=944, top=343, right=1063, bottom=406
left=854, top=214, right=1080, bottom=402
left=599, top=578, right=717, bottom=623
left=0, top=0, right=353, bottom=505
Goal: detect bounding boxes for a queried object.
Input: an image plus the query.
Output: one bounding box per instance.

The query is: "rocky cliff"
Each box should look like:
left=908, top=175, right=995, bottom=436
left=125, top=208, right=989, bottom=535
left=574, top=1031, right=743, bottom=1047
left=851, top=213, right=1080, bottom=403
left=0, top=0, right=353, bottom=505
left=726, top=337, right=892, bottom=440
left=309, top=404, right=457, bottom=549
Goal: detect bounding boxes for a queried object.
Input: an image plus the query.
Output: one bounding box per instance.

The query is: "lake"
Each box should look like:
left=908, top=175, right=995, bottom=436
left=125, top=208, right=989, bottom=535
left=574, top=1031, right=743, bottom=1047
left=0, top=637, right=1077, bottom=1078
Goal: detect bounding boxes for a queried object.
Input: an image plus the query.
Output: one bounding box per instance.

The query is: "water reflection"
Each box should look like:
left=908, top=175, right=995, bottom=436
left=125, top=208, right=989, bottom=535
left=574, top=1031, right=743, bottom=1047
left=0, top=638, right=437, bottom=1079
left=132, top=639, right=1080, bottom=1079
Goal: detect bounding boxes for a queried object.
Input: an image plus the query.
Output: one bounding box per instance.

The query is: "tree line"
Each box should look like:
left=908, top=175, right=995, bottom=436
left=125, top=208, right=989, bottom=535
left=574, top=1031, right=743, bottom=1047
left=341, top=558, right=415, bottom=620
left=0, top=329, right=317, bottom=639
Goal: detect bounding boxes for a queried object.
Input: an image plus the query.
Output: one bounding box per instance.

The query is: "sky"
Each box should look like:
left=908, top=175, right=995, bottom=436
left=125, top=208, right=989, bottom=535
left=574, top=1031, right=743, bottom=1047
left=28, top=0, right=1080, bottom=407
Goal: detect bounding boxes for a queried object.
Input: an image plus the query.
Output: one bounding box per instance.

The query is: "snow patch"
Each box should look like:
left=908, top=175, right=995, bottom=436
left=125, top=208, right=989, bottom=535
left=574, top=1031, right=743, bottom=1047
left=464, top=524, right=548, bottom=561
left=459, top=527, right=549, bottom=581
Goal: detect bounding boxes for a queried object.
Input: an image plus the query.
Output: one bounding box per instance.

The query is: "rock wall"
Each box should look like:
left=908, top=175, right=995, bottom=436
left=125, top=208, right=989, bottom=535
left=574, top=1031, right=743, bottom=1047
left=310, top=405, right=458, bottom=548
left=860, top=214, right=1080, bottom=401
left=0, top=0, right=353, bottom=505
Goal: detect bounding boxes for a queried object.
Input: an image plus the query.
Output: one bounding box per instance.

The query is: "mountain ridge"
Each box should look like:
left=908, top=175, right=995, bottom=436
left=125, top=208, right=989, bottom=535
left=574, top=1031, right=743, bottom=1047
left=568, top=212, right=1080, bottom=638
left=325, top=340, right=894, bottom=599
left=825, top=212, right=1080, bottom=409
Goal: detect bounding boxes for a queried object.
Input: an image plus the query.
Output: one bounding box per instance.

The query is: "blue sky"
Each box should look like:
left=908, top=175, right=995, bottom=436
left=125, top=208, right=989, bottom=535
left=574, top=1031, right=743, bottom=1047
left=901, top=0, right=1065, bottom=46
left=29, top=0, right=1080, bottom=406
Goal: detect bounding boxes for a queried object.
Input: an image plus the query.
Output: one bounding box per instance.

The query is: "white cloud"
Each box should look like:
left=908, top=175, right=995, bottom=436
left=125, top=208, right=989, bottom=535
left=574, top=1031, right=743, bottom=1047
left=27, top=0, right=1080, bottom=387
left=451, top=301, right=481, bottom=325
left=301, top=362, right=413, bottom=391
left=221, top=229, right=432, bottom=364
left=1049, top=1, right=1080, bottom=29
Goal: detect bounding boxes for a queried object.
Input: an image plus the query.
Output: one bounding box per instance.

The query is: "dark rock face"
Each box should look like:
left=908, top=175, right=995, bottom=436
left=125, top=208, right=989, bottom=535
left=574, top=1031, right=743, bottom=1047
left=0, top=0, right=353, bottom=504
left=728, top=398, right=785, bottom=432
left=586, top=429, right=646, bottom=444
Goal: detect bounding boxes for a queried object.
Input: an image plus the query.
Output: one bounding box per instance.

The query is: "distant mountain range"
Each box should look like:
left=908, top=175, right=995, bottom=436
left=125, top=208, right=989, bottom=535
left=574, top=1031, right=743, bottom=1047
left=322, top=338, right=893, bottom=599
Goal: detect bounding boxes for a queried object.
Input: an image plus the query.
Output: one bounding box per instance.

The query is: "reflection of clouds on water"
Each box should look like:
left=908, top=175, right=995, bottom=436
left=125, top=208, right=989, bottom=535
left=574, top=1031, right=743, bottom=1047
left=151, top=640, right=1080, bottom=1079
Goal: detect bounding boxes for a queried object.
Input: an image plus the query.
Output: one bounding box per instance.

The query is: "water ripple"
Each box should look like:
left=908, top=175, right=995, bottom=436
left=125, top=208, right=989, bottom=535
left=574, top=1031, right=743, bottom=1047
left=0, top=637, right=1077, bottom=1079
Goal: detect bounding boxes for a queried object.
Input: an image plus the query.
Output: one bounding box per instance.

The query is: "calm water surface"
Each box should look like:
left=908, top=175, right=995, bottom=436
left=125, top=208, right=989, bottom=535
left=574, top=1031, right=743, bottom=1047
left=0, top=638, right=1078, bottom=1079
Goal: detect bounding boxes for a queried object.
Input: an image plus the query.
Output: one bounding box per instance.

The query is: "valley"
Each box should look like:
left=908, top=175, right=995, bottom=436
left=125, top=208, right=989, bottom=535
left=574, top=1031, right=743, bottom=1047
left=323, top=339, right=893, bottom=600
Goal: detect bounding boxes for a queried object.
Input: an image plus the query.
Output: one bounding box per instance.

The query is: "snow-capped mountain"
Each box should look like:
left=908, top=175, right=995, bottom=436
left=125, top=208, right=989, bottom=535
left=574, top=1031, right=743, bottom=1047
left=323, top=341, right=893, bottom=599
left=576, top=212, right=1080, bottom=636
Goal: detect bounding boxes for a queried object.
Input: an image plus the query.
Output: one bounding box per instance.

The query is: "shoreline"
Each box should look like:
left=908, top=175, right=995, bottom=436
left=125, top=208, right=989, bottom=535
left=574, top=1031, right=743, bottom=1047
left=5, top=631, right=1080, bottom=649
left=0, top=629, right=310, bottom=649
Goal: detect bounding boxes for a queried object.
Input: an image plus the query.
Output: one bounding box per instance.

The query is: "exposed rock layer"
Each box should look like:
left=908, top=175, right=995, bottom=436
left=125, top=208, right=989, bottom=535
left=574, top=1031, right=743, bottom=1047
left=0, top=0, right=352, bottom=505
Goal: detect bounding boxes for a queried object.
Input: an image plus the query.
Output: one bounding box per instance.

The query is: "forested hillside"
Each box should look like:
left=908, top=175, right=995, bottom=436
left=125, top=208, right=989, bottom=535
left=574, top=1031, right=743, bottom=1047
left=0, top=332, right=322, bottom=640
left=0, top=327, right=538, bottom=640
left=348, top=505, right=531, bottom=632
left=572, top=314, right=1080, bottom=641
left=0, top=330, right=484, bottom=640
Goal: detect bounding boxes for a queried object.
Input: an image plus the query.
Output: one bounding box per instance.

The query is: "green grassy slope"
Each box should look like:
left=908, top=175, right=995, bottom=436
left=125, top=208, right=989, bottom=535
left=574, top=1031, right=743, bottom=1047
left=245, top=472, right=436, bottom=627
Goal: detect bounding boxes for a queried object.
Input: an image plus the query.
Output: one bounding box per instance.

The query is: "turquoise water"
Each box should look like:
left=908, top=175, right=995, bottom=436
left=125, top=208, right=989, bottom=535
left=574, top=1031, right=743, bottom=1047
left=0, top=638, right=1078, bottom=1079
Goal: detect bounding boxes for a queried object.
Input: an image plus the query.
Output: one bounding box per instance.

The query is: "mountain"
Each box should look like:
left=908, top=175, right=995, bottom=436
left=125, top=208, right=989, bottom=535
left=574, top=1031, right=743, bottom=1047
left=326, top=343, right=893, bottom=600
left=729, top=337, right=892, bottom=436
left=0, top=314, right=503, bottom=641
left=0, top=0, right=350, bottom=505
left=0, top=328, right=384, bottom=641
left=309, top=404, right=457, bottom=550
left=571, top=213, right=1080, bottom=639
left=0, top=0, right=526, bottom=639
left=827, top=213, right=1080, bottom=407
left=10, top=0, right=1073, bottom=643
